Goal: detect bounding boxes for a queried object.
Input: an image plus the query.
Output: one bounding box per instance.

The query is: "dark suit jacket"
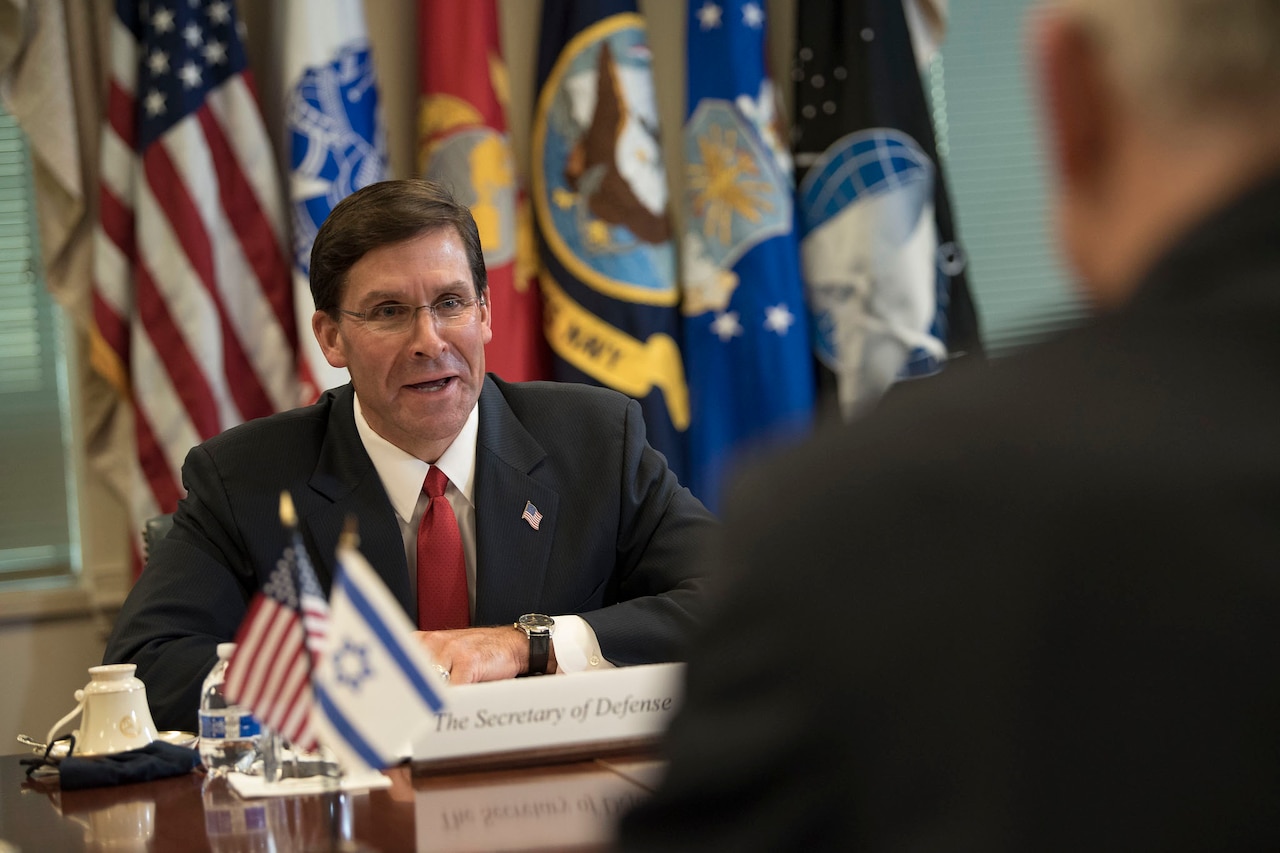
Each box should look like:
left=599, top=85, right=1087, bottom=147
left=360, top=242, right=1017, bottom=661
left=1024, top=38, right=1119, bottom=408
left=105, top=376, right=715, bottom=730
left=618, top=175, right=1280, bottom=851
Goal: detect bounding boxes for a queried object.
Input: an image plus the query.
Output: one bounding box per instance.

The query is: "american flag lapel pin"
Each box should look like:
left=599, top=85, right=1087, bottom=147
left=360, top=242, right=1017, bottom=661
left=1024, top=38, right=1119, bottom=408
left=521, top=500, right=543, bottom=530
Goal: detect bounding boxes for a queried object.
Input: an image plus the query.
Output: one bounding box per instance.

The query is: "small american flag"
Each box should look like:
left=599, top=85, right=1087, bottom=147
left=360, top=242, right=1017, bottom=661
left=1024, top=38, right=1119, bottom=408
left=521, top=500, right=543, bottom=530
left=225, top=507, right=329, bottom=751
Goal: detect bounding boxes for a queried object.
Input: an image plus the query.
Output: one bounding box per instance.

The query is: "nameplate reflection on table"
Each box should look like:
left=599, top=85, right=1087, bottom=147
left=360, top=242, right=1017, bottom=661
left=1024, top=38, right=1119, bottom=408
left=414, top=759, right=660, bottom=852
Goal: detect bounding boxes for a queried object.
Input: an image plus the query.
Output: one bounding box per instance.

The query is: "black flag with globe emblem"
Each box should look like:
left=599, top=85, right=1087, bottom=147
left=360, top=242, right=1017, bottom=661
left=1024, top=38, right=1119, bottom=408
left=792, top=0, right=982, bottom=419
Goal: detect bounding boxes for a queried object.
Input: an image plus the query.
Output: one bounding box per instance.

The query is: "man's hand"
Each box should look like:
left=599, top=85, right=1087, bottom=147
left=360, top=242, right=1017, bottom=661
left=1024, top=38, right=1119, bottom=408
left=413, top=626, right=557, bottom=683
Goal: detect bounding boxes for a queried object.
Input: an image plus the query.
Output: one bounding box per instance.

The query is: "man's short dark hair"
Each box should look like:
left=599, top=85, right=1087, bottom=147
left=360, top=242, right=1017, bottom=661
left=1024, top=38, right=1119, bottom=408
left=309, top=179, right=488, bottom=313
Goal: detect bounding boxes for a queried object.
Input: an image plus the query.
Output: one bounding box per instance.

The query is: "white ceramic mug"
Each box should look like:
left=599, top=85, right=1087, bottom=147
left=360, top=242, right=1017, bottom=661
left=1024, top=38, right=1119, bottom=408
left=46, top=664, right=160, bottom=757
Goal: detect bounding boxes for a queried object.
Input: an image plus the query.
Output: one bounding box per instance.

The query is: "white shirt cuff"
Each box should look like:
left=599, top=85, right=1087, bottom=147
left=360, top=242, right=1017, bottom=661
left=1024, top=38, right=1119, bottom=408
left=549, top=615, right=615, bottom=673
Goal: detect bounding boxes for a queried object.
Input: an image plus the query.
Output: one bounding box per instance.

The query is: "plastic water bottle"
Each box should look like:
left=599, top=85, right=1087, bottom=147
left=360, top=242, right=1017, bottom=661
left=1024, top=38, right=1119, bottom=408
left=198, top=642, right=261, bottom=774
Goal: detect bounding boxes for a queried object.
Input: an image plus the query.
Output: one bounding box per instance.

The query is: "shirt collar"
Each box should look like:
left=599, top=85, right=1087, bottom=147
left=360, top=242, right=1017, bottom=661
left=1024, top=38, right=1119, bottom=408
left=352, top=393, right=479, bottom=525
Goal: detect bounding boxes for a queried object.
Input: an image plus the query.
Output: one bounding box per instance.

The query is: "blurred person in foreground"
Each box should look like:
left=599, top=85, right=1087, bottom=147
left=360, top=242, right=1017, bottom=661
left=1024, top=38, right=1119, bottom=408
left=105, top=180, right=715, bottom=731
left=618, top=0, right=1280, bottom=849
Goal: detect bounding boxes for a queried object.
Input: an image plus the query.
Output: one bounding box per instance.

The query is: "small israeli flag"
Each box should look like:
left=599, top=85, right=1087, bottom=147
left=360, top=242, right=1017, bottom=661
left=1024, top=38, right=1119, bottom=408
left=313, top=544, right=446, bottom=772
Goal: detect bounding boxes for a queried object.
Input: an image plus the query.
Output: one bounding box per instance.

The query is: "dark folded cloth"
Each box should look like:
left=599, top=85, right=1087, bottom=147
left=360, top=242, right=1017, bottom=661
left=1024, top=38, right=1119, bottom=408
left=57, top=741, right=201, bottom=790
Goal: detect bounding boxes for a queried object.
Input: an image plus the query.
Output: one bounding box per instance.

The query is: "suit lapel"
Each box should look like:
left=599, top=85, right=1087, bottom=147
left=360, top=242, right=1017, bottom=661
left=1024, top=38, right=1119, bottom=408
left=473, top=377, right=560, bottom=624
left=297, top=386, right=414, bottom=616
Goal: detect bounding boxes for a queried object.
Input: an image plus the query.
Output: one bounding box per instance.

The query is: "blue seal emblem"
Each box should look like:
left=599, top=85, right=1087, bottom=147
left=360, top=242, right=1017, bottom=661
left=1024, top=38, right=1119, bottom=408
left=533, top=14, right=677, bottom=306
left=287, top=42, right=386, bottom=276
left=681, top=98, right=792, bottom=315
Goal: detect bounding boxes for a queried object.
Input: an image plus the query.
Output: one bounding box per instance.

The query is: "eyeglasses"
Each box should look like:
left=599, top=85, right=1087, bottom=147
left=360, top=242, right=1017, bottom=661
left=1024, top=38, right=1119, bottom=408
left=338, top=297, right=486, bottom=335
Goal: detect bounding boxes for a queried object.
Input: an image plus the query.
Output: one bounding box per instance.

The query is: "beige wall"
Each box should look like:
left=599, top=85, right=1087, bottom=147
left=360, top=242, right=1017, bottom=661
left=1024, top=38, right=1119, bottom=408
left=3, top=0, right=797, bottom=748
left=1, top=618, right=112, bottom=747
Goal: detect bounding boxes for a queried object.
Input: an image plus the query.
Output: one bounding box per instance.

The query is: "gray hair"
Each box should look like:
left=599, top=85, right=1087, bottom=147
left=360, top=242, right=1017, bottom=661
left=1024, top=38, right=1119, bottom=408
left=1055, top=0, right=1280, bottom=123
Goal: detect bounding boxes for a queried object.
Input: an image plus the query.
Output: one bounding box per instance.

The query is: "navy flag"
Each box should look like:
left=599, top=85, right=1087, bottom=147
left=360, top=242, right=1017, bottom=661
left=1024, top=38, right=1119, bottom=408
left=533, top=0, right=688, bottom=477
left=793, top=0, right=982, bottom=419
left=682, top=0, right=815, bottom=510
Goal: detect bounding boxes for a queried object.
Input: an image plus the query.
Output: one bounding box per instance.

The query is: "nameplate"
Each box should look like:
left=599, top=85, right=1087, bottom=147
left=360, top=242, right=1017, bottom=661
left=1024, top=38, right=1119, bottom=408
left=410, top=663, right=683, bottom=771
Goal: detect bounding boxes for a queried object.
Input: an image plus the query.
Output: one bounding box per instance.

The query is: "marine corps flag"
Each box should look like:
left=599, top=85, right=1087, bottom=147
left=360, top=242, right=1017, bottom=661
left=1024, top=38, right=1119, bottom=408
left=682, top=0, right=816, bottom=510
left=793, top=0, right=982, bottom=419
left=533, top=0, right=688, bottom=477
left=419, top=0, right=550, bottom=382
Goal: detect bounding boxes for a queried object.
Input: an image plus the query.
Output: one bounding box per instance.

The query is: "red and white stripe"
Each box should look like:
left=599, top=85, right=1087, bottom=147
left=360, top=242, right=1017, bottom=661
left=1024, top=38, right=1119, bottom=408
left=226, top=594, right=319, bottom=750
left=92, top=8, right=301, bottom=557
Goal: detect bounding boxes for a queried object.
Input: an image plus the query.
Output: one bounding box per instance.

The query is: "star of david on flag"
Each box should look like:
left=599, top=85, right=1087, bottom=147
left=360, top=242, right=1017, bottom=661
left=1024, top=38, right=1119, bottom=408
left=312, top=540, right=447, bottom=773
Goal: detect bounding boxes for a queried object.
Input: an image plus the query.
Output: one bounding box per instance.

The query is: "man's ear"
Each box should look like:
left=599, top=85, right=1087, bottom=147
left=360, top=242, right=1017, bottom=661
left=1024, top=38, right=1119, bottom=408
left=312, top=310, right=348, bottom=368
left=479, top=290, right=493, bottom=346
left=1033, top=11, right=1116, bottom=193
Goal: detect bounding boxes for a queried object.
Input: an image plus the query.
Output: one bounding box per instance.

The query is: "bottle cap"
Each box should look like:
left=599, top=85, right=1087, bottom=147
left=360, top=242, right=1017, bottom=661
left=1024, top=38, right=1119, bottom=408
left=216, top=642, right=237, bottom=660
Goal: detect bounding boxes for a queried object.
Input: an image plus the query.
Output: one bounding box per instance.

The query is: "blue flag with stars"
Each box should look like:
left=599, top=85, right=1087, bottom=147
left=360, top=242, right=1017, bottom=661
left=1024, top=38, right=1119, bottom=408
left=682, top=0, right=816, bottom=510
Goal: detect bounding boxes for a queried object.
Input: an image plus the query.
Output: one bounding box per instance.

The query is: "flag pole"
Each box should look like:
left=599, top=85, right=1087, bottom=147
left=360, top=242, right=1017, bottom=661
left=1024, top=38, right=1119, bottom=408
left=339, top=514, right=360, bottom=551
left=258, top=490, right=332, bottom=784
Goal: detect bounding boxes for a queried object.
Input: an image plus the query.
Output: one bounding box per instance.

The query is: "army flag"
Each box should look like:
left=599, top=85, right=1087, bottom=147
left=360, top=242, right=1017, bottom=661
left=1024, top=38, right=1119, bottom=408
left=533, top=0, right=688, bottom=477
left=419, top=0, right=550, bottom=382
left=682, top=0, right=815, bottom=509
left=793, top=0, right=982, bottom=419
left=282, top=0, right=387, bottom=400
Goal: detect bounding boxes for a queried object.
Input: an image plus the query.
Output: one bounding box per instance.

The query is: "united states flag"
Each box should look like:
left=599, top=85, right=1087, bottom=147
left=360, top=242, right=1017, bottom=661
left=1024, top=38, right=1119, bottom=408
left=92, top=0, right=300, bottom=566
left=521, top=500, right=543, bottom=531
left=225, top=526, right=330, bottom=751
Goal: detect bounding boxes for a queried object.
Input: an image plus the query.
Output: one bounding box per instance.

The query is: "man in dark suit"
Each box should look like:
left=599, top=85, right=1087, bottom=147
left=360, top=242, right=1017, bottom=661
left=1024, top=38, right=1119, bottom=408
left=618, top=0, right=1280, bottom=849
left=105, top=180, right=714, bottom=731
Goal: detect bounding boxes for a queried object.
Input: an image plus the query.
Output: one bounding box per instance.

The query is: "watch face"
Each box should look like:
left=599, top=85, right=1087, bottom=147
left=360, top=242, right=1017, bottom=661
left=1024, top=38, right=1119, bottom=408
left=518, top=613, right=555, bottom=634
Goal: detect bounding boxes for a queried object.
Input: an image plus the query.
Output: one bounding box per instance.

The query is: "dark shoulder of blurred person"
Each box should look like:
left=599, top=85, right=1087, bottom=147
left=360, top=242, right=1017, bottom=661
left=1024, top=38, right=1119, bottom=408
left=616, top=217, right=1280, bottom=848
left=615, top=0, right=1280, bottom=844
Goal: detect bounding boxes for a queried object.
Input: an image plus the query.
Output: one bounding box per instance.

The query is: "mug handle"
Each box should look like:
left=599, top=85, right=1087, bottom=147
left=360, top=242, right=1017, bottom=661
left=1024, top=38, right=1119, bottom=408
left=46, top=688, right=86, bottom=751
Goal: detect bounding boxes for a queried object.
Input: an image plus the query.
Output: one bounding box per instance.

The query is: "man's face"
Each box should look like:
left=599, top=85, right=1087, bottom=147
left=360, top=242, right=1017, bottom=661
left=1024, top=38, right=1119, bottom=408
left=313, top=228, right=492, bottom=462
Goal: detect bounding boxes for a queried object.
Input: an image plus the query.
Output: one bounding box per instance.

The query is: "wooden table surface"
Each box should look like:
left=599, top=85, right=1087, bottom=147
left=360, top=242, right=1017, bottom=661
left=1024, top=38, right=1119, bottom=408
left=0, top=751, right=664, bottom=851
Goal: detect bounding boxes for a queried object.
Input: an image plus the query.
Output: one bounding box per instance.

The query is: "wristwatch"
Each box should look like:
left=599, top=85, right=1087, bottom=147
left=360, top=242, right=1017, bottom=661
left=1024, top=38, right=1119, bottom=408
left=515, top=613, right=555, bottom=675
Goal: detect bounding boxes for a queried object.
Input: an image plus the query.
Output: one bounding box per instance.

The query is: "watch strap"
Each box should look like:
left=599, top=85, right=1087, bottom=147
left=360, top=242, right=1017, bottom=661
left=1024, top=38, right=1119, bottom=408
left=527, top=630, right=550, bottom=675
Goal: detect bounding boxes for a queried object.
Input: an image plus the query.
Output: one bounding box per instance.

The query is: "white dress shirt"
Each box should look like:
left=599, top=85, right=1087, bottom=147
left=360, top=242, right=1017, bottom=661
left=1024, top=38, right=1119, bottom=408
left=352, top=394, right=612, bottom=673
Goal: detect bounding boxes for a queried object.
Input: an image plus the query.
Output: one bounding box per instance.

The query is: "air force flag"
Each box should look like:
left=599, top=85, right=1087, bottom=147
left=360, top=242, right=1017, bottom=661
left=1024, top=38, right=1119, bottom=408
left=282, top=0, right=387, bottom=401
left=682, top=0, right=816, bottom=510
left=313, top=544, right=446, bottom=773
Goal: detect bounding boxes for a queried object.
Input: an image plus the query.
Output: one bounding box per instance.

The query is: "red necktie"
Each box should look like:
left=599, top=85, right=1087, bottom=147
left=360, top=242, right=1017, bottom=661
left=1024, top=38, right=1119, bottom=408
left=416, top=467, right=469, bottom=630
